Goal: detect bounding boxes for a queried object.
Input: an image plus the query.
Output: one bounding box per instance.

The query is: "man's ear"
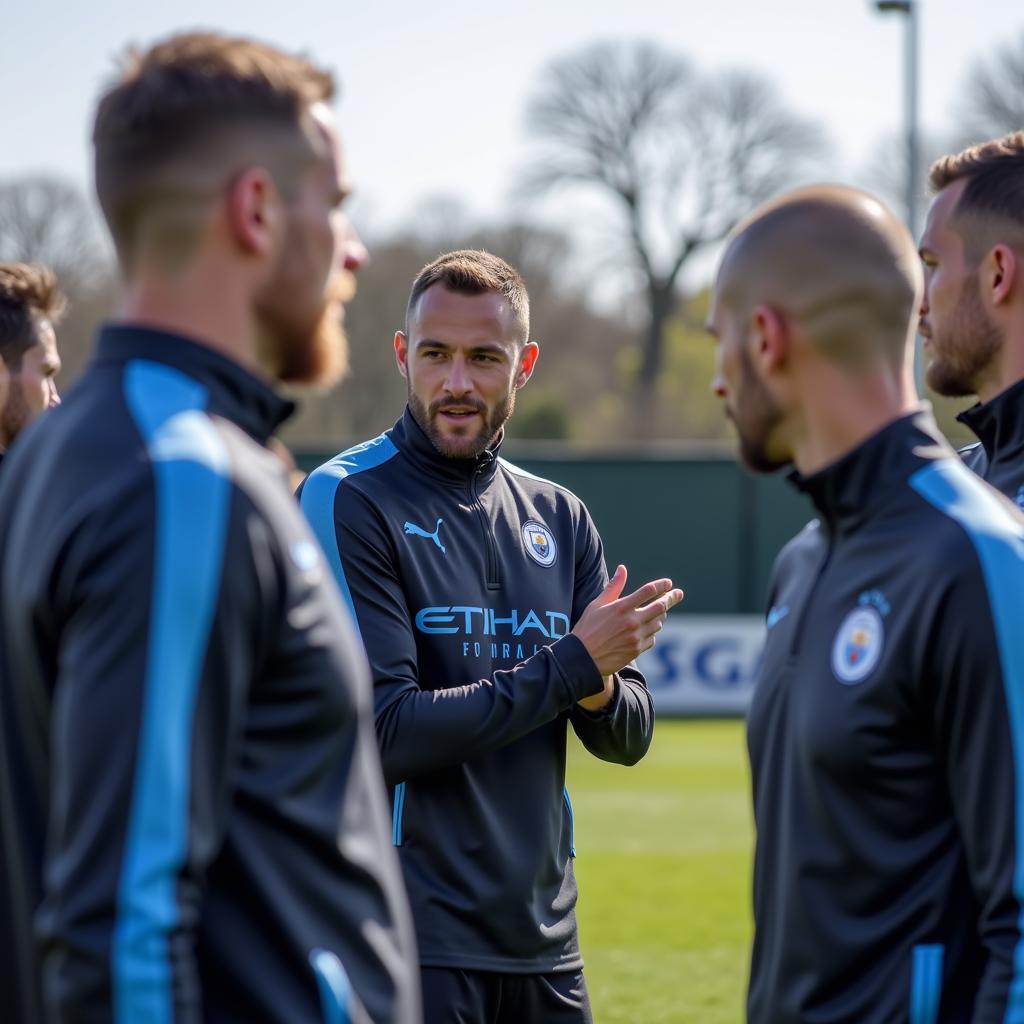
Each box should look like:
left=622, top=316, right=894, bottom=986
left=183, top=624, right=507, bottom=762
left=394, top=331, right=410, bottom=380
left=515, top=340, right=540, bottom=389
left=986, top=244, right=1018, bottom=307
left=226, top=168, right=281, bottom=257
left=751, top=305, right=788, bottom=376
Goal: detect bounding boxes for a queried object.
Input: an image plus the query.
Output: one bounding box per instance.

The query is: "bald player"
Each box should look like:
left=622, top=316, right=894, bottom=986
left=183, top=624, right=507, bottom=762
left=919, top=133, right=1024, bottom=504
left=707, top=185, right=1024, bottom=1023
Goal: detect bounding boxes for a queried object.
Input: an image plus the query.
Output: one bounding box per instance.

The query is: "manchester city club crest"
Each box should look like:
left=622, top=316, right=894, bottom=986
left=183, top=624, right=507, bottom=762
left=522, top=519, right=557, bottom=567
left=830, top=605, right=885, bottom=685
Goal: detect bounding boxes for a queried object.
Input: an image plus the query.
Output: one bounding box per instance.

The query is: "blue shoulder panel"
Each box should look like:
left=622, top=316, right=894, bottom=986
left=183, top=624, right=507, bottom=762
left=309, top=948, right=353, bottom=1024
left=113, top=360, right=231, bottom=1023
left=911, top=458, right=1024, bottom=1023
left=498, top=456, right=558, bottom=487
left=299, top=433, right=399, bottom=629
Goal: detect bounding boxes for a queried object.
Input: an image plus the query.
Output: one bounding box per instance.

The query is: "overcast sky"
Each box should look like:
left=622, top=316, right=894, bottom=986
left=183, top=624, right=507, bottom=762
left=3, top=0, right=1019, bottom=254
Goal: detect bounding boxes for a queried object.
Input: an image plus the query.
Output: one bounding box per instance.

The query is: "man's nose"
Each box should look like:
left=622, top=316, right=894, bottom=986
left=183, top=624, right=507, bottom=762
left=446, top=358, right=471, bottom=395
left=340, top=221, right=368, bottom=274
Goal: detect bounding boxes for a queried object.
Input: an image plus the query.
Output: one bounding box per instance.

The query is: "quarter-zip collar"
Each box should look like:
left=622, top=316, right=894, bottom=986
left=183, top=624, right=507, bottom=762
left=957, top=376, right=1024, bottom=467
left=93, top=323, right=295, bottom=443
left=787, top=409, right=949, bottom=535
left=391, top=405, right=503, bottom=487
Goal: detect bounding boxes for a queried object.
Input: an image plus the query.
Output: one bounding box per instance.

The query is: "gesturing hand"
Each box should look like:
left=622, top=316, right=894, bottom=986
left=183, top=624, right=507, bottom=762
left=572, top=564, right=684, bottom=683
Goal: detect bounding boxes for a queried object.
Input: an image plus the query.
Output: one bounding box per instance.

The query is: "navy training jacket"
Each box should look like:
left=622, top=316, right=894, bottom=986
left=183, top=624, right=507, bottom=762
left=748, top=410, right=1024, bottom=1023
left=301, top=408, right=654, bottom=974
left=0, top=326, right=419, bottom=1024
left=957, top=376, right=1024, bottom=508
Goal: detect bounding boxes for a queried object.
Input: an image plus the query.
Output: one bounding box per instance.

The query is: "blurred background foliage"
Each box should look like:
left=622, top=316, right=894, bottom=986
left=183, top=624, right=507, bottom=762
left=3, top=32, right=1019, bottom=452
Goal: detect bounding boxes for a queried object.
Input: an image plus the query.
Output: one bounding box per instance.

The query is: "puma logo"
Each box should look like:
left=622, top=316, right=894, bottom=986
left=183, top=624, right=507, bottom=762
left=404, top=517, right=446, bottom=554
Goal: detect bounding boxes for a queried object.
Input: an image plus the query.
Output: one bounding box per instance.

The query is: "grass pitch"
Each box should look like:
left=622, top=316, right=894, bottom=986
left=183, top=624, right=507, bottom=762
left=569, top=718, right=753, bottom=1024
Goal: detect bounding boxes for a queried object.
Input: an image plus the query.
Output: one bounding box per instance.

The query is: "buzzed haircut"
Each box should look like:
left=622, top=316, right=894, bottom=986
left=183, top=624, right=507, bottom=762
left=406, top=250, right=531, bottom=344
left=0, top=263, right=65, bottom=370
left=92, top=32, right=335, bottom=271
left=928, top=133, right=1024, bottom=260
left=720, top=186, right=921, bottom=368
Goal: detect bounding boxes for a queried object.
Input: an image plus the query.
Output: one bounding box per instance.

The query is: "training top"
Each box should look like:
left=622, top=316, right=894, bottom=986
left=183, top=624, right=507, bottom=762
left=0, top=326, right=419, bottom=1024
left=957, top=376, right=1024, bottom=508
left=300, top=408, right=654, bottom=973
left=747, top=410, right=1024, bottom=1024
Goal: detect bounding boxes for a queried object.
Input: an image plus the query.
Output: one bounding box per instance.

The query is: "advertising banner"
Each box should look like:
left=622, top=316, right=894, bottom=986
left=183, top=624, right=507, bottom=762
left=636, top=614, right=765, bottom=716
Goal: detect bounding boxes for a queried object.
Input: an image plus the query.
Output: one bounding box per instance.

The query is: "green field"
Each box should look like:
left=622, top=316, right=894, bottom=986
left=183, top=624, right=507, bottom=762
left=569, top=719, right=753, bottom=1024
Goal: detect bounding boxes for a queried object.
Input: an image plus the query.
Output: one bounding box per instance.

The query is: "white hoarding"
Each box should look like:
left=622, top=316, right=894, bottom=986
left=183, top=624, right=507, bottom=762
left=635, top=614, right=764, bottom=716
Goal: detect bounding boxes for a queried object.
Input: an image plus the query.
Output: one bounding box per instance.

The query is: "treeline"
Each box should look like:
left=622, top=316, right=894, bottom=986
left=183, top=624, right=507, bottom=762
left=3, top=31, right=1023, bottom=449
left=0, top=189, right=975, bottom=451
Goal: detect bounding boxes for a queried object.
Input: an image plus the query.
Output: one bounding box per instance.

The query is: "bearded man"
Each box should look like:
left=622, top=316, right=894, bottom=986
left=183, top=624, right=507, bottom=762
left=919, top=132, right=1024, bottom=505
left=301, top=249, right=682, bottom=1024
left=0, top=263, right=63, bottom=463
left=708, top=184, right=1024, bottom=1023
left=0, top=32, right=418, bottom=1024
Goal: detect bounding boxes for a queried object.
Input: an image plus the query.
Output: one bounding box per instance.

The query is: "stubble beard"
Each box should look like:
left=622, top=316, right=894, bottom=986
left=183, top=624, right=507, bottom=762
left=0, top=379, right=29, bottom=449
left=729, top=349, right=789, bottom=474
left=925, top=273, right=1002, bottom=399
left=408, top=383, right=516, bottom=459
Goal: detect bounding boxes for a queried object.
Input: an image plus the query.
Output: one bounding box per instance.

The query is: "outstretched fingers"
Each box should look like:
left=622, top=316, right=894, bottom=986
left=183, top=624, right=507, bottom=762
left=636, top=587, right=685, bottom=623
left=635, top=587, right=685, bottom=651
left=617, top=577, right=675, bottom=611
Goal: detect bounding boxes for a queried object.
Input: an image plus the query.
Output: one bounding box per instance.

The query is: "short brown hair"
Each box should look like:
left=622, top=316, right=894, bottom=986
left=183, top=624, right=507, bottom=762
left=93, top=32, right=335, bottom=270
left=929, top=133, right=1024, bottom=248
left=0, top=263, right=65, bottom=370
left=406, top=250, right=530, bottom=344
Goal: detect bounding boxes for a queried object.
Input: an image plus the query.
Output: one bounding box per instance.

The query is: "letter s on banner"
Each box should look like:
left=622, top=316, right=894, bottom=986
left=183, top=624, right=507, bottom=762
left=636, top=615, right=765, bottom=716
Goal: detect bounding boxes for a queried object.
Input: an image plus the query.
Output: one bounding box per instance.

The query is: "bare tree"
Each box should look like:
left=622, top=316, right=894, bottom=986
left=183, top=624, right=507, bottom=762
left=0, top=176, right=110, bottom=292
left=959, top=31, right=1024, bottom=142
left=0, top=176, right=115, bottom=384
left=523, top=41, right=824, bottom=395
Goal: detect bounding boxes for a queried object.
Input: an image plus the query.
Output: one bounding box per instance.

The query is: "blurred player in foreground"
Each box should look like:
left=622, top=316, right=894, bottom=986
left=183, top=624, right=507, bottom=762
left=919, top=132, right=1024, bottom=503
left=707, top=185, right=1024, bottom=1022
left=0, top=262, right=63, bottom=463
left=301, top=249, right=681, bottom=1023
left=0, top=32, right=418, bottom=1024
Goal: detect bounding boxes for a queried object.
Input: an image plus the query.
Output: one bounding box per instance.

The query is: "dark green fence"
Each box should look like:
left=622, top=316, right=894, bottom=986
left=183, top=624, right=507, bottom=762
left=295, top=441, right=815, bottom=614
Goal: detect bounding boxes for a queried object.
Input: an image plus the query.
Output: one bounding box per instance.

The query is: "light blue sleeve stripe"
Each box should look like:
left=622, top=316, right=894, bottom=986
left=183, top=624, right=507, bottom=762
left=910, top=943, right=944, bottom=1024
left=299, top=432, right=398, bottom=630
left=392, top=782, right=406, bottom=846
left=113, top=361, right=231, bottom=1023
left=563, top=786, right=576, bottom=858
left=301, top=434, right=406, bottom=852
left=309, top=948, right=353, bottom=1024
left=911, top=459, right=1024, bottom=1023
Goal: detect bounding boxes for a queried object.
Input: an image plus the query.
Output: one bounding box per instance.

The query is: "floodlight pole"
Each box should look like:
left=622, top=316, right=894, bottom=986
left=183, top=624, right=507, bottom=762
left=875, top=0, right=922, bottom=386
